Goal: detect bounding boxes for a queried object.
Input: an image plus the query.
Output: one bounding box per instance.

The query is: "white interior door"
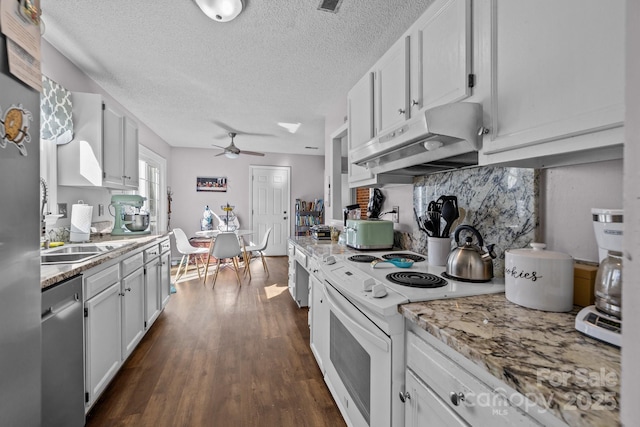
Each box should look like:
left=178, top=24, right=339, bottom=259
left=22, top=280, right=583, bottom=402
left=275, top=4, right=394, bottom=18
left=250, top=166, right=290, bottom=256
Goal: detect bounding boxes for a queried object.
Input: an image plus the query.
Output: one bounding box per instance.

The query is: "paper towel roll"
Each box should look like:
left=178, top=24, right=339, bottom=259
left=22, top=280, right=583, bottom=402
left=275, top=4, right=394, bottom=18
left=70, top=201, right=93, bottom=242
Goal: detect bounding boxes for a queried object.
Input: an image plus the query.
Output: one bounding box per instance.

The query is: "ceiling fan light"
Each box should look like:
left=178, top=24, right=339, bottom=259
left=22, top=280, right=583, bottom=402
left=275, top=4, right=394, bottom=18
left=224, top=151, right=239, bottom=159
left=195, top=0, right=243, bottom=22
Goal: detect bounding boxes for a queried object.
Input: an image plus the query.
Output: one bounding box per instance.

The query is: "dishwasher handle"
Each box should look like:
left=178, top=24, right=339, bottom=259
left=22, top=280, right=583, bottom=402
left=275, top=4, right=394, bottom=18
left=41, top=293, right=80, bottom=323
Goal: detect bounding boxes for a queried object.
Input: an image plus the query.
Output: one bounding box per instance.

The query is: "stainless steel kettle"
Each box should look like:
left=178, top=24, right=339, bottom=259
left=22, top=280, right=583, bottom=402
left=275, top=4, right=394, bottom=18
left=445, top=225, right=496, bottom=282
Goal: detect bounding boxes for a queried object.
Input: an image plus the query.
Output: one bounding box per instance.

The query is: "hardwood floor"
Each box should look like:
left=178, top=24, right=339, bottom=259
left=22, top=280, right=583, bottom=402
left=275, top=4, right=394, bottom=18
left=85, top=257, right=346, bottom=427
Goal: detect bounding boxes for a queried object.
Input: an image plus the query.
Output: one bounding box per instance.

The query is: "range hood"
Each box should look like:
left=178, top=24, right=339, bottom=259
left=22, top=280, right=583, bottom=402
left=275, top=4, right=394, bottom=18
left=350, top=102, right=486, bottom=176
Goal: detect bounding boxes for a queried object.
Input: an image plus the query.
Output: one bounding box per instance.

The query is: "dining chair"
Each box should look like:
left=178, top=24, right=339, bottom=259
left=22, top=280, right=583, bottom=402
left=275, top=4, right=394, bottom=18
left=209, top=232, right=243, bottom=288
left=242, top=227, right=272, bottom=276
left=173, top=228, right=209, bottom=282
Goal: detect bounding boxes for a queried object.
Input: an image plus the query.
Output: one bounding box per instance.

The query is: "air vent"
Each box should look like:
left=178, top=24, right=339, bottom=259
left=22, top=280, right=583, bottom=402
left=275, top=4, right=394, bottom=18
left=318, top=0, right=343, bottom=13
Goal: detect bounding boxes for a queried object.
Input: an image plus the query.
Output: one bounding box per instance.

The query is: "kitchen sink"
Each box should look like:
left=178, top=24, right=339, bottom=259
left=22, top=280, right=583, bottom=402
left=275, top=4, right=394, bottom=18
left=45, top=244, right=124, bottom=254
left=41, top=242, right=130, bottom=265
left=41, top=253, right=101, bottom=265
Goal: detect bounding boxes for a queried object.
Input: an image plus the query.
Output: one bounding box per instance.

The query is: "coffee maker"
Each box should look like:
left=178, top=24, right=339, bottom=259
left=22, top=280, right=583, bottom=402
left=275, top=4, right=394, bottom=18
left=575, top=208, right=623, bottom=346
left=110, top=195, right=151, bottom=236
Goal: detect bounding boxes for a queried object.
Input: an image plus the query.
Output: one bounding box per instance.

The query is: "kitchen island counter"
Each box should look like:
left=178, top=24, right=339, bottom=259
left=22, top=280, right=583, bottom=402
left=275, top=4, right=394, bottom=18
left=400, top=294, right=620, bottom=426
left=41, top=233, right=171, bottom=289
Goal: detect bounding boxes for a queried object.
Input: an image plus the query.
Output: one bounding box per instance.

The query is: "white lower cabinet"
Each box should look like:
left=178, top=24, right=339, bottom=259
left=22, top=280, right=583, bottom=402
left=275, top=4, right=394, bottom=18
left=405, top=369, right=467, bottom=427
left=84, top=266, right=122, bottom=408
left=83, top=241, right=172, bottom=411
left=121, top=266, right=145, bottom=359
left=403, top=329, right=561, bottom=427
left=159, top=251, right=171, bottom=308
left=309, top=271, right=328, bottom=373
left=144, top=245, right=161, bottom=327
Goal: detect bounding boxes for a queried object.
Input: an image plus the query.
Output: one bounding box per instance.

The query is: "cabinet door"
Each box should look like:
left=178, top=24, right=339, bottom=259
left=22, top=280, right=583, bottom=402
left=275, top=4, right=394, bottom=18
left=145, top=259, right=161, bottom=328
left=405, top=369, right=467, bottom=427
left=348, top=72, right=375, bottom=150
left=85, top=282, right=122, bottom=407
left=160, top=252, right=171, bottom=308
left=122, top=267, right=145, bottom=359
left=412, top=0, right=471, bottom=111
left=482, top=0, right=624, bottom=164
left=375, top=36, right=410, bottom=134
left=102, top=104, right=125, bottom=187
left=309, top=275, right=329, bottom=374
left=122, top=117, right=139, bottom=189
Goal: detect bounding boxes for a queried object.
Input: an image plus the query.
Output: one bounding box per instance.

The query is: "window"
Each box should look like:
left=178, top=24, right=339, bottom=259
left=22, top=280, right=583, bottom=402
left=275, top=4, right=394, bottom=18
left=138, top=146, right=167, bottom=233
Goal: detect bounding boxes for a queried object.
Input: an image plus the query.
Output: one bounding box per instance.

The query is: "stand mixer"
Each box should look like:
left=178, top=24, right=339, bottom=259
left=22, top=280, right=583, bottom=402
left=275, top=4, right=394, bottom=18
left=109, top=195, right=151, bottom=235
left=575, top=208, right=623, bottom=346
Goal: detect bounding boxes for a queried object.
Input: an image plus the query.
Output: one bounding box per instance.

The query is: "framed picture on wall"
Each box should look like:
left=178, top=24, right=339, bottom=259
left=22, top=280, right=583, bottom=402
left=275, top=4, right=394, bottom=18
left=196, top=176, right=227, bottom=192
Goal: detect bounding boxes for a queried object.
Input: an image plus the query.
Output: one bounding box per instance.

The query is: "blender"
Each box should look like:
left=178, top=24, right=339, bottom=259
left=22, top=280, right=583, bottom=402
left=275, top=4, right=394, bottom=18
left=575, top=208, right=623, bottom=346
left=109, top=195, right=151, bottom=235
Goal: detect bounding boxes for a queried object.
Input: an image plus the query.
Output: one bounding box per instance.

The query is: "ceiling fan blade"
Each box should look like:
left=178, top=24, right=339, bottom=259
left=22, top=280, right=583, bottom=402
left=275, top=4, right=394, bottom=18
left=211, top=144, right=228, bottom=150
left=241, top=150, right=265, bottom=156
left=211, top=119, right=234, bottom=132
left=214, top=152, right=227, bottom=157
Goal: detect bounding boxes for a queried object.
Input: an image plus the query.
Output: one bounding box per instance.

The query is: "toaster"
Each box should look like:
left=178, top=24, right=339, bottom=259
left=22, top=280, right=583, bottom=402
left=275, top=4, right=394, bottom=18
left=345, top=219, right=394, bottom=250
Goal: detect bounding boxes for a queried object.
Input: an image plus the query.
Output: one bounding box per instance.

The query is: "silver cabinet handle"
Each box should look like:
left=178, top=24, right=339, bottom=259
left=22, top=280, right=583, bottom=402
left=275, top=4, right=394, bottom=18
left=399, top=391, right=411, bottom=403
left=450, top=391, right=465, bottom=406
left=411, top=99, right=419, bottom=107
left=398, top=108, right=405, bottom=115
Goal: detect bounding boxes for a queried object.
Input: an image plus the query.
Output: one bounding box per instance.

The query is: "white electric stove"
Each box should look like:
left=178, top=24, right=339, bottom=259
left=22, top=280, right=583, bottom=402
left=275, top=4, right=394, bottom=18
left=322, top=250, right=505, bottom=325
left=317, top=250, right=505, bottom=427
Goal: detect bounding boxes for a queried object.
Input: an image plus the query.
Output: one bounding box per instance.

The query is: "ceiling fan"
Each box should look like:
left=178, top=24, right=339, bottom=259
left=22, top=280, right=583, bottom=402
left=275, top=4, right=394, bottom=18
left=212, top=132, right=265, bottom=158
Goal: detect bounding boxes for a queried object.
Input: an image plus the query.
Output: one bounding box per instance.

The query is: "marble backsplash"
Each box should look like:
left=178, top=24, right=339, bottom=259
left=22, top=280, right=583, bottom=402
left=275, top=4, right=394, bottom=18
left=395, top=166, right=539, bottom=277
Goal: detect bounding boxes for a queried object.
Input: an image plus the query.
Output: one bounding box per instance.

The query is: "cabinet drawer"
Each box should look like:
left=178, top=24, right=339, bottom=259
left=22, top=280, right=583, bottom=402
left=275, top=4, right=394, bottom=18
left=121, top=252, right=144, bottom=277
left=406, top=331, right=541, bottom=426
left=159, top=238, right=171, bottom=253
left=294, top=249, right=307, bottom=269
left=85, top=263, right=120, bottom=299
left=144, top=245, right=160, bottom=262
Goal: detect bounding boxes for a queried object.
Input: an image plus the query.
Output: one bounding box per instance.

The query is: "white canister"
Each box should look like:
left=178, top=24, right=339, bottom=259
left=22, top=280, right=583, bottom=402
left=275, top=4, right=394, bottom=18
left=504, top=243, right=574, bottom=312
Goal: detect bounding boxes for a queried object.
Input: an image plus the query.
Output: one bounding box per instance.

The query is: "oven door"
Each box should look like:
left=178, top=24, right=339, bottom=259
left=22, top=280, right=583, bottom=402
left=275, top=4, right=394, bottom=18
left=323, top=280, right=392, bottom=427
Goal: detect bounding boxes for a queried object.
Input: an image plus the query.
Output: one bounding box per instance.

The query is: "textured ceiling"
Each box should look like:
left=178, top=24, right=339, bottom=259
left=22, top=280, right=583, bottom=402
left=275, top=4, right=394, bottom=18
left=42, top=0, right=433, bottom=156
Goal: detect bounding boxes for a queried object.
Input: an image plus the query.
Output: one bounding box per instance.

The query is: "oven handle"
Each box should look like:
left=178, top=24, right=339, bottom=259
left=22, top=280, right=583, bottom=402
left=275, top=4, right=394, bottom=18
left=323, top=282, right=389, bottom=352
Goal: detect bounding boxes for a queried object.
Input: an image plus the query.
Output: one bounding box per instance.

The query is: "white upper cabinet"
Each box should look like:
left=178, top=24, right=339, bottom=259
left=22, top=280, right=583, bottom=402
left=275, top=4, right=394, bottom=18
left=375, top=36, right=410, bottom=135
left=346, top=0, right=474, bottom=187
left=58, top=92, right=139, bottom=190
left=411, top=0, right=472, bottom=111
left=348, top=72, right=377, bottom=185
left=479, top=0, right=625, bottom=167
left=102, top=104, right=125, bottom=187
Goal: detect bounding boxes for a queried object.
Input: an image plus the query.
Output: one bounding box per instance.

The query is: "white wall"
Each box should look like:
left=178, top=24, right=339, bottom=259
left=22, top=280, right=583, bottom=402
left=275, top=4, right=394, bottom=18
left=168, top=148, right=324, bottom=238
left=541, top=159, right=623, bottom=262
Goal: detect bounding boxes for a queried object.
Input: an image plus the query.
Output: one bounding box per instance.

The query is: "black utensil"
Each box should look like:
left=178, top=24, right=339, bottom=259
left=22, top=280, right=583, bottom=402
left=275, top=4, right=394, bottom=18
left=440, top=200, right=458, bottom=238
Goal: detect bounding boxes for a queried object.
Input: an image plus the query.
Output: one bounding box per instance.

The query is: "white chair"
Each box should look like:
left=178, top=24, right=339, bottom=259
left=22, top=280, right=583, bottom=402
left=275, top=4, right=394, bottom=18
left=242, top=228, right=272, bottom=276
left=173, top=228, right=209, bottom=283
left=209, top=232, right=243, bottom=288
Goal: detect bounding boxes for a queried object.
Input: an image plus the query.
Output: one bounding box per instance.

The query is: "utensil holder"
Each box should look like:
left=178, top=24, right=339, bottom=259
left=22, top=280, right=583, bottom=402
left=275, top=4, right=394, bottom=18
left=428, top=236, right=451, bottom=266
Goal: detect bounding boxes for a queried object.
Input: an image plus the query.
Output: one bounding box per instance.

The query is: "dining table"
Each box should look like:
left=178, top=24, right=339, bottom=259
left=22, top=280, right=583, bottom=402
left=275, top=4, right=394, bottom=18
left=194, top=229, right=255, bottom=283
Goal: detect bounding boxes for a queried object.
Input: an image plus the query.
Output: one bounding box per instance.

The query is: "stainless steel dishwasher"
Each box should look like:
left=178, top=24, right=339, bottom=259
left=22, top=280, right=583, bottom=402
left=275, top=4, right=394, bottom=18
left=41, top=275, right=85, bottom=427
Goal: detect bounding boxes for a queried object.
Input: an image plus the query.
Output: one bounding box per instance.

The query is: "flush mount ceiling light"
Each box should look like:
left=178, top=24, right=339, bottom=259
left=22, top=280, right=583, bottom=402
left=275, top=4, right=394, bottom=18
left=195, top=0, right=243, bottom=22
left=277, top=122, right=301, bottom=134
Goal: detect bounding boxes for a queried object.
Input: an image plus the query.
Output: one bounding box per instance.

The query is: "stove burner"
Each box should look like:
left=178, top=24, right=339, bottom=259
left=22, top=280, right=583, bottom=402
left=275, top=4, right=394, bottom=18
left=386, top=272, right=447, bottom=288
left=382, top=253, right=426, bottom=262
left=348, top=255, right=379, bottom=263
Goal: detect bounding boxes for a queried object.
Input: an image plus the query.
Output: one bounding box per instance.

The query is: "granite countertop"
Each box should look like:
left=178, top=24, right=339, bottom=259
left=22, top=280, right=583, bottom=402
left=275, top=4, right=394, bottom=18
left=400, top=294, right=620, bottom=427
left=288, top=235, right=358, bottom=259
left=41, top=233, right=171, bottom=289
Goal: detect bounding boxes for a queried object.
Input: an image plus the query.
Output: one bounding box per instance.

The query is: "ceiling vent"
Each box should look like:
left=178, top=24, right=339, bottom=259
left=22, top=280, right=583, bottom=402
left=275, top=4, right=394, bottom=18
left=318, top=0, right=343, bottom=13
